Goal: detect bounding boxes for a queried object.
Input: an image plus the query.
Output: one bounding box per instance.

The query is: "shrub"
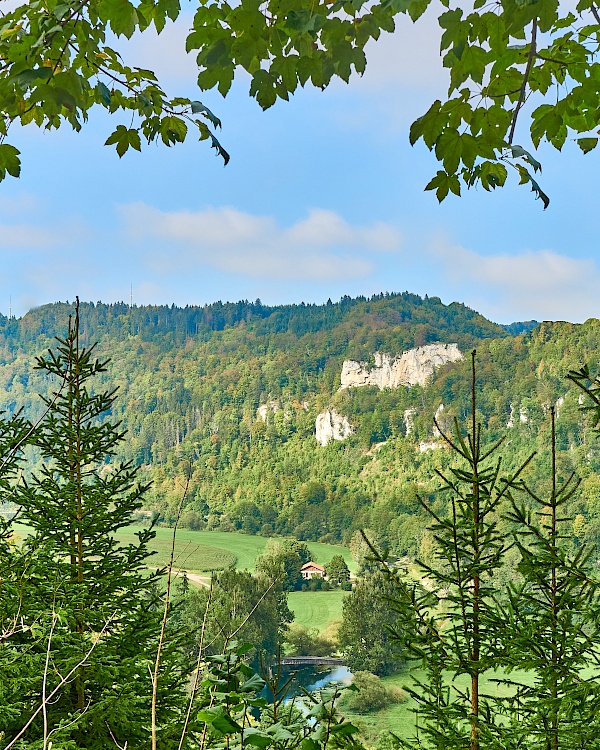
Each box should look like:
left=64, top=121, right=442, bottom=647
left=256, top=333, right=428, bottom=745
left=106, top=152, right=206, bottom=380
left=341, top=671, right=405, bottom=714
left=285, top=625, right=335, bottom=657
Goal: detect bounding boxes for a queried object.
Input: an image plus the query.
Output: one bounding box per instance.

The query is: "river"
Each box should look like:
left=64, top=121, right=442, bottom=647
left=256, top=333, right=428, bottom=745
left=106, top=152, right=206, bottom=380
left=263, top=664, right=353, bottom=703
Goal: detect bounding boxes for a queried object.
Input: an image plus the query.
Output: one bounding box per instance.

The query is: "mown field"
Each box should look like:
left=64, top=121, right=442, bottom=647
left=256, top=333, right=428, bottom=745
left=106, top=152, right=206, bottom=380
left=114, top=527, right=356, bottom=574
left=11, top=523, right=356, bottom=575
left=287, top=590, right=346, bottom=633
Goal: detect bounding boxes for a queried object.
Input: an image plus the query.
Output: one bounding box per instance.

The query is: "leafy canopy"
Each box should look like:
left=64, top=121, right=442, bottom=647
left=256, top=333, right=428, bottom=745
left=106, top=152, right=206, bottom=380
left=2, top=0, right=598, bottom=203
left=0, top=0, right=229, bottom=182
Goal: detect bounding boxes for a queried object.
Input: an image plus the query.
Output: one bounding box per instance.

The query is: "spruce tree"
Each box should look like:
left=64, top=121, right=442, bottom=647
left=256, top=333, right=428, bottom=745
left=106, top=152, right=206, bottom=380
left=378, top=351, right=531, bottom=750
left=5, top=303, right=186, bottom=748
left=0, top=410, right=36, bottom=731
left=501, top=407, right=600, bottom=750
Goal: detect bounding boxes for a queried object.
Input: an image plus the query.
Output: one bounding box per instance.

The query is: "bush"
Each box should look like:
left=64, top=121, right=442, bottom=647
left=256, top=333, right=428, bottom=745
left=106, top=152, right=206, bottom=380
left=285, top=625, right=336, bottom=657
left=341, top=671, right=405, bottom=714
left=375, top=732, right=402, bottom=750
left=341, top=581, right=353, bottom=591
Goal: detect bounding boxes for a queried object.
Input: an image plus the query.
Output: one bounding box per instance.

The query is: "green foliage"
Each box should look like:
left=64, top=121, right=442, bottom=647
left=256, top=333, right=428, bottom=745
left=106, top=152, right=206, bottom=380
left=338, top=571, right=400, bottom=677
left=188, top=641, right=364, bottom=750
left=285, top=625, right=335, bottom=657
left=182, top=567, right=294, bottom=666
left=389, top=352, right=532, bottom=748
left=500, top=411, right=600, bottom=748
left=0, top=0, right=229, bottom=185
left=4, top=296, right=600, bottom=561
left=256, top=539, right=312, bottom=592
left=375, top=354, right=600, bottom=749
left=0, top=307, right=371, bottom=749
left=187, top=0, right=600, bottom=203
left=325, top=555, right=351, bottom=585
left=340, top=672, right=403, bottom=714
left=1, top=306, right=186, bottom=748
left=3, top=0, right=597, bottom=201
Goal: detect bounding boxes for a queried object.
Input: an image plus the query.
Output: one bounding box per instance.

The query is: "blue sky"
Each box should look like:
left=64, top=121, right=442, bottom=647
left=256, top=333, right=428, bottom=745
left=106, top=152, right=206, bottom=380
left=1, top=7, right=598, bottom=324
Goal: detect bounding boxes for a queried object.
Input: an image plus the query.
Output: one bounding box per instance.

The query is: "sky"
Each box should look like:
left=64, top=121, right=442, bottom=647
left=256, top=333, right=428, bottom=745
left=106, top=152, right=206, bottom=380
left=1, top=6, right=599, bottom=324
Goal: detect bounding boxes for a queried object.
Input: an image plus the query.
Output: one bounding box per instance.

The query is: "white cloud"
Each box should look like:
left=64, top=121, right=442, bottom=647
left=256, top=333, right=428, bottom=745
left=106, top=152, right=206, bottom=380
left=120, top=203, right=401, bottom=281
left=0, top=224, right=67, bottom=249
left=119, top=19, right=198, bottom=86
left=430, top=237, right=600, bottom=323
left=357, top=9, right=446, bottom=91
left=0, top=192, right=39, bottom=217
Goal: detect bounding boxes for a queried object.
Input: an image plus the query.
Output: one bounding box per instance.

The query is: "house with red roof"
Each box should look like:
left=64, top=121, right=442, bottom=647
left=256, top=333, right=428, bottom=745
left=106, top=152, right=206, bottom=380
left=301, top=561, right=326, bottom=580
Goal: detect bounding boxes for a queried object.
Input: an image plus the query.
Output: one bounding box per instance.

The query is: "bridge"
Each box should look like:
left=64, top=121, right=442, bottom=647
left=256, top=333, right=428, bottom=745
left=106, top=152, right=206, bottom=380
left=277, top=657, right=346, bottom=667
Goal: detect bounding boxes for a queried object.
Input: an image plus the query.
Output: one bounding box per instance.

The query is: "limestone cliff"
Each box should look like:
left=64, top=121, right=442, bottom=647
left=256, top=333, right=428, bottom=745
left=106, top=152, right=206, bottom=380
left=257, top=400, right=279, bottom=422
left=315, top=409, right=353, bottom=446
left=340, top=343, right=463, bottom=390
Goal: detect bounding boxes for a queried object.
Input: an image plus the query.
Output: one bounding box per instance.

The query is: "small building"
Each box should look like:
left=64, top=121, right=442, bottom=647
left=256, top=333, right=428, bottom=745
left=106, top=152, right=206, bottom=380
left=301, top=562, right=326, bottom=580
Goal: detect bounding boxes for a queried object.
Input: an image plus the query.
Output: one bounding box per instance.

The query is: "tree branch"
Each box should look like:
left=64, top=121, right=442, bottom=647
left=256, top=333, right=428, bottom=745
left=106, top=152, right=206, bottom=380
left=4, top=614, right=115, bottom=750
left=508, top=18, right=538, bottom=146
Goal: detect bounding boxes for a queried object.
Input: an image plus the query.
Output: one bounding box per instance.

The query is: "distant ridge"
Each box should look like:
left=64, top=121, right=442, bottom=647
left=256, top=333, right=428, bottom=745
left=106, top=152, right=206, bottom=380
left=501, top=320, right=539, bottom=335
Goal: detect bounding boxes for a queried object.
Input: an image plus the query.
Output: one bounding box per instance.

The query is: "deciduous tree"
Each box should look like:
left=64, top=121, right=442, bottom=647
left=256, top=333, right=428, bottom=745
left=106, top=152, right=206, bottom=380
left=325, top=554, right=351, bottom=585
left=338, top=570, right=399, bottom=676
left=2, top=0, right=597, bottom=204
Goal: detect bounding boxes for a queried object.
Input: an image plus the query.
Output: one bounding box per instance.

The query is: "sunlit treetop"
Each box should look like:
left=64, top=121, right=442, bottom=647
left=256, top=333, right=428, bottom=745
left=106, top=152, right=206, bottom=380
left=2, top=0, right=599, bottom=205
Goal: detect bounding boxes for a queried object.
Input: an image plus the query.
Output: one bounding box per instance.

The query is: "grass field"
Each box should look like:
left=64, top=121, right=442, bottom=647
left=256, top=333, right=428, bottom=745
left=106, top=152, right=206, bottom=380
left=117, top=528, right=356, bottom=574
left=12, top=523, right=356, bottom=575
left=288, top=589, right=346, bottom=633
left=344, top=667, right=543, bottom=742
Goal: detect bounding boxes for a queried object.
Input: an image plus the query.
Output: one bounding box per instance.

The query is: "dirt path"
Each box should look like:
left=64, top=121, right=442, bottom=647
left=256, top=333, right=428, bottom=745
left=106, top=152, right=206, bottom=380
left=183, top=571, right=211, bottom=589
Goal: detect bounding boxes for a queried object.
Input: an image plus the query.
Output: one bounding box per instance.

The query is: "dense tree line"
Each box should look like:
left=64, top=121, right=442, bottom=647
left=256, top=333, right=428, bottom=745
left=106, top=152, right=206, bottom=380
left=2, top=296, right=600, bottom=557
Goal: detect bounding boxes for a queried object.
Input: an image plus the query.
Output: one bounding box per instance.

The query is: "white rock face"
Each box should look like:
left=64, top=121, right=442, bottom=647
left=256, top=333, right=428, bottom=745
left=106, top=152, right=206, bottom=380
left=257, top=400, right=279, bottom=422
left=404, top=408, right=417, bottom=435
left=340, top=343, right=463, bottom=390
left=432, top=403, right=444, bottom=437
left=315, top=409, right=353, bottom=446
left=419, top=441, right=441, bottom=453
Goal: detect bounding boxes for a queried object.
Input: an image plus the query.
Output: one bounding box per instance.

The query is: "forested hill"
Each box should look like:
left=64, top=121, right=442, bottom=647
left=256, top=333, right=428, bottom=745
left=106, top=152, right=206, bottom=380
left=2, top=293, right=600, bottom=558
left=0, top=292, right=506, bottom=348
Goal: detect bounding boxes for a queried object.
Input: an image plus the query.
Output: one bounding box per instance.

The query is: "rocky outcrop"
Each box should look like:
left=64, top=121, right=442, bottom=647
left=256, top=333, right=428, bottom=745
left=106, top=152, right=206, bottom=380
left=506, top=402, right=531, bottom=428
left=257, top=400, right=279, bottom=422
left=340, top=343, right=463, bottom=390
left=315, top=409, right=353, bottom=446
left=419, top=441, right=441, bottom=453
left=404, top=408, right=417, bottom=435
left=432, top=403, right=445, bottom=437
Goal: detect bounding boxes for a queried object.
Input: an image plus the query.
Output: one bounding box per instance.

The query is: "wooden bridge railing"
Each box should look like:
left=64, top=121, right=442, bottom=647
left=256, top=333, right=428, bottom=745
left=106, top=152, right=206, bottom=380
left=277, top=656, right=346, bottom=667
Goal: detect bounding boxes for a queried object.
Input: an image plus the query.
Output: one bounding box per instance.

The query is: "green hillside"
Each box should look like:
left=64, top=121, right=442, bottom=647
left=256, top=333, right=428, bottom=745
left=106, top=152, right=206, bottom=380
left=2, top=294, right=600, bottom=558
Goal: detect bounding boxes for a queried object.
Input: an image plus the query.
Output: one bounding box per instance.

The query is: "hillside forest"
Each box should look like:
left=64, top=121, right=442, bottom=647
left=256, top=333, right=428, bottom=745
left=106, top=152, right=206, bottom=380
left=0, top=292, right=599, bottom=564
left=7, top=294, right=600, bottom=750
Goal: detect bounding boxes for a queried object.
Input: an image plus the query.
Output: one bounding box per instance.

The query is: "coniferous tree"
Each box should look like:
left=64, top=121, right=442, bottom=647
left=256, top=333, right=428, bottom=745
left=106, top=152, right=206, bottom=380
left=0, top=411, right=36, bottom=730
left=501, top=408, right=600, bottom=750
left=378, top=351, right=531, bottom=750
left=5, top=304, right=186, bottom=749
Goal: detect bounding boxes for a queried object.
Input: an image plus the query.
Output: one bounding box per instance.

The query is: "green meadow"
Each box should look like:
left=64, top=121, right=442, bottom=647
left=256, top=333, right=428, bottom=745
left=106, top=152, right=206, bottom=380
left=288, top=589, right=346, bottom=633
left=11, top=523, right=355, bottom=575
left=114, top=528, right=356, bottom=573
